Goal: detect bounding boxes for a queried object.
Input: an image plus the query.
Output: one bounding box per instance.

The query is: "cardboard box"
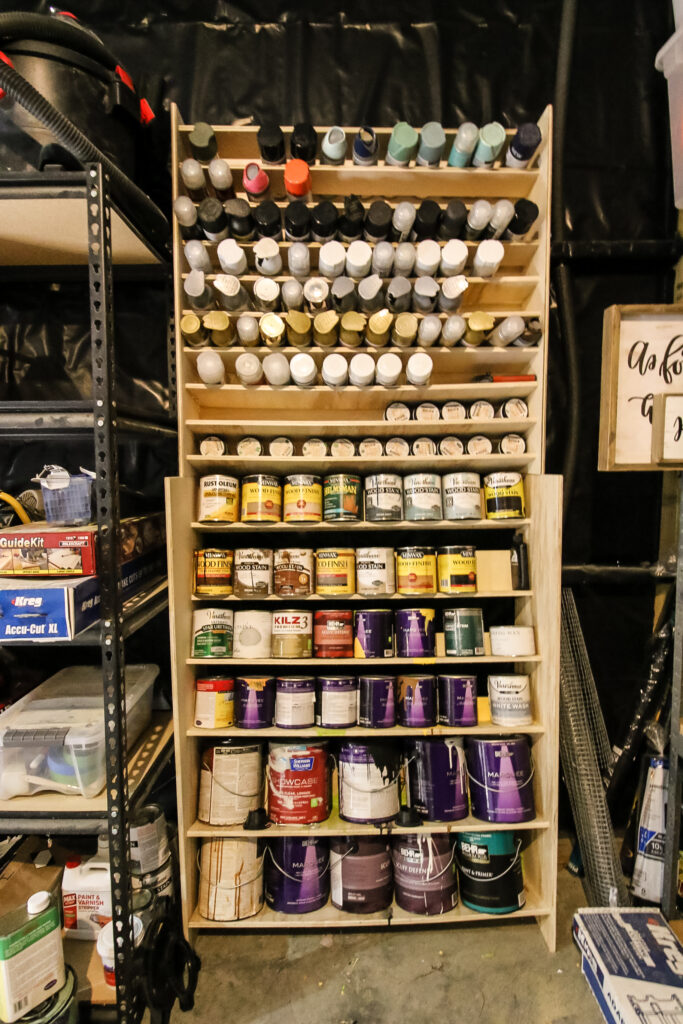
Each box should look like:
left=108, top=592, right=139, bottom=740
left=573, top=907, right=683, bottom=1024
left=0, top=838, right=63, bottom=919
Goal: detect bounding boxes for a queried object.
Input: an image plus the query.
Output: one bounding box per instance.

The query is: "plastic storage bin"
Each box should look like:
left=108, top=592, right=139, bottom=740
left=38, top=470, right=93, bottom=526
left=0, top=664, right=158, bottom=800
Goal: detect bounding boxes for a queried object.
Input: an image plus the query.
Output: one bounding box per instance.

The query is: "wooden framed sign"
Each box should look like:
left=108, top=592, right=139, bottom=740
left=598, top=304, right=683, bottom=470
left=651, top=393, right=683, bottom=466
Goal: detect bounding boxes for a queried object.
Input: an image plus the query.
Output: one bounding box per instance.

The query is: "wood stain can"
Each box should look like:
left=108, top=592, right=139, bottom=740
left=192, top=608, right=234, bottom=658
left=330, top=837, right=392, bottom=914
left=437, top=545, right=477, bottom=594
left=396, top=546, right=437, bottom=595
left=194, top=675, right=235, bottom=728
left=403, top=473, right=443, bottom=521
left=194, top=549, right=234, bottom=596
left=198, top=475, right=239, bottom=522
left=240, top=474, right=282, bottom=523
left=356, top=547, right=396, bottom=596
left=315, top=548, right=356, bottom=595
left=233, top=548, right=273, bottom=597
left=487, top=674, right=532, bottom=726
left=442, top=472, right=482, bottom=521
left=483, top=472, right=525, bottom=519
left=323, top=474, right=362, bottom=521
left=274, top=548, right=315, bottom=596
left=283, top=474, right=323, bottom=522
left=198, top=742, right=264, bottom=826
left=313, top=609, right=354, bottom=658
left=271, top=609, right=313, bottom=657
left=267, top=742, right=331, bottom=824
left=198, top=837, right=265, bottom=922
left=364, top=473, right=403, bottom=522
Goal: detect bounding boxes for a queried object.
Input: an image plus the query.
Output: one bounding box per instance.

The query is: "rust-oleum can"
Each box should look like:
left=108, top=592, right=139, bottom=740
left=396, top=546, right=437, bottom=595
left=323, top=474, right=362, bottom=521
left=240, top=474, right=282, bottom=522
left=194, top=549, right=234, bottom=596
left=437, top=546, right=477, bottom=594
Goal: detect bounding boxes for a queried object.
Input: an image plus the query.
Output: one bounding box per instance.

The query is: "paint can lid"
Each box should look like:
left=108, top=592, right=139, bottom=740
left=364, top=200, right=393, bottom=240
left=285, top=200, right=311, bottom=237
left=322, top=126, right=347, bottom=162
left=387, top=121, right=419, bottom=163
left=439, top=199, right=468, bottom=239
left=291, top=123, right=318, bottom=163
left=188, top=121, right=217, bottom=161
left=257, top=123, right=285, bottom=163
left=243, top=162, right=270, bottom=196
left=508, top=122, right=542, bottom=162
left=349, top=353, right=376, bottom=386
left=253, top=200, right=282, bottom=237
left=418, top=121, right=446, bottom=164
left=311, top=200, right=338, bottom=238
left=508, top=199, right=539, bottom=236
left=284, top=159, right=312, bottom=197
left=353, top=126, right=378, bottom=163
left=319, top=240, right=347, bottom=278
left=198, top=197, right=227, bottom=234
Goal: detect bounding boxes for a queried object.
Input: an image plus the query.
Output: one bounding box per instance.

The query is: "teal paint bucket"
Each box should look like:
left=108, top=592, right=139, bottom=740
left=455, top=832, right=525, bottom=914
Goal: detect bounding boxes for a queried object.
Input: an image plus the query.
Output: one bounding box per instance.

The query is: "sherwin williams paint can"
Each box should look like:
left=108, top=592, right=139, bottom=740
left=194, top=676, right=235, bottom=728
left=274, top=548, right=314, bottom=596
left=397, top=675, right=436, bottom=727
left=444, top=607, right=485, bottom=657
left=408, top=738, right=468, bottom=821
left=267, top=742, right=330, bottom=824
left=354, top=609, right=394, bottom=658
left=323, top=474, right=362, bottom=521
left=358, top=676, right=396, bottom=727
left=316, top=677, right=358, bottom=728
left=396, top=546, right=437, bottom=595
left=271, top=609, right=313, bottom=657
left=442, top=472, right=482, bottom=521
left=330, top=837, right=392, bottom=913
left=338, top=742, right=401, bottom=824
left=392, top=834, right=457, bottom=916
left=240, top=474, right=282, bottom=523
left=274, top=676, right=316, bottom=728
left=198, top=475, right=239, bottom=522
left=483, top=472, right=525, bottom=519
left=456, top=832, right=525, bottom=914
left=233, top=548, right=273, bottom=597
left=438, top=675, right=478, bottom=726
left=466, top=736, right=535, bottom=823
left=364, top=474, right=403, bottom=522
left=403, top=473, right=442, bottom=521
left=236, top=676, right=276, bottom=728
left=396, top=607, right=436, bottom=657
left=488, top=675, right=532, bottom=726
left=489, top=625, right=536, bottom=657
left=313, top=610, right=354, bottom=658
left=192, top=608, right=234, bottom=658
left=232, top=610, right=272, bottom=658
left=198, top=742, right=264, bottom=826
left=265, top=837, right=329, bottom=913
left=315, top=549, right=355, bottom=595
left=437, top=546, right=476, bottom=594
left=198, top=837, right=264, bottom=921
left=194, top=549, right=234, bottom=596
left=356, top=547, right=396, bottom=596
left=283, top=474, right=322, bottom=522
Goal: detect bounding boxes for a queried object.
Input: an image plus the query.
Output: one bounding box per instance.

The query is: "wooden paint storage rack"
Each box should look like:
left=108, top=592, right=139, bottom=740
left=168, top=106, right=560, bottom=950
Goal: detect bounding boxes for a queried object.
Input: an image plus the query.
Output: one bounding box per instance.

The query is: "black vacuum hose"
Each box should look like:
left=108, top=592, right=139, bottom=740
left=0, top=12, right=118, bottom=71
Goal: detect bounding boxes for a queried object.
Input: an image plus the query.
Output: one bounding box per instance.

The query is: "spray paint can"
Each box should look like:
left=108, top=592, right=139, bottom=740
left=397, top=675, right=436, bottom=727
left=267, top=742, right=330, bottom=824
left=466, top=737, right=535, bottom=823
left=631, top=757, right=669, bottom=903
left=396, top=608, right=436, bottom=657
left=264, top=838, right=329, bottom=913
left=438, top=675, right=478, bottom=726
left=338, top=743, right=401, bottom=824
left=443, top=608, right=485, bottom=657
left=354, top=609, right=394, bottom=658
left=316, top=677, right=358, bottom=728
left=236, top=676, right=276, bottom=728
left=407, top=738, right=468, bottom=821
left=456, top=832, right=525, bottom=913
left=392, top=834, right=457, bottom=916
left=198, top=742, right=264, bottom=825
left=356, top=547, right=396, bottom=596
left=330, top=837, right=393, bottom=913
left=358, top=676, right=396, bottom=728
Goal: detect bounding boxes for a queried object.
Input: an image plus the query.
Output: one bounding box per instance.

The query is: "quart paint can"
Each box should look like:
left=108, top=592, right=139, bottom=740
left=358, top=676, right=396, bottom=727
left=338, top=742, right=401, bottom=824
left=313, top=609, right=354, bottom=658
left=264, top=837, right=329, bottom=914
left=483, top=472, right=525, bottom=519
left=466, top=736, right=535, bottom=823
left=232, top=609, right=272, bottom=658
left=315, top=549, right=356, bottom=595
left=407, top=738, right=468, bottom=821
left=443, top=607, right=485, bottom=657
left=274, top=676, right=316, bottom=728
left=192, top=608, right=234, bottom=658
left=131, top=856, right=174, bottom=901
left=397, top=675, right=436, bottom=727
left=271, top=609, right=313, bottom=657
left=194, top=548, right=234, bottom=596
left=129, top=804, right=170, bottom=877
left=489, top=625, right=536, bottom=657
left=330, top=837, right=393, bottom=914
left=316, top=677, right=358, bottom=728
left=488, top=675, right=532, bottom=726
left=442, top=472, right=482, bottom=521
left=194, top=675, right=234, bottom=728
left=437, top=546, right=476, bottom=594
left=396, top=546, right=437, bottom=595
left=323, top=474, right=362, bottom=521
left=274, top=548, right=315, bottom=596
left=267, top=742, right=330, bottom=824
left=403, top=473, right=443, bottom=521
left=456, top=832, right=525, bottom=914
left=198, top=837, right=265, bottom=921
left=438, top=675, right=478, bottom=726
left=396, top=607, right=436, bottom=657
left=356, top=547, right=396, bottom=596
left=364, top=474, right=403, bottom=522
left=283, top=474, right=323, bottom=523
left=198, top=742, right=264, bottom=826
left=233, top=548, right=273, bottom=597
left=354, top=609, right=394, bottom=659
left=240, top=474, right=282, bottom=523
left=236, top=676, right=276, bottom=728
left=392, top=834, right=457, bottom=916
left=198, top=475, right=239, bottom=523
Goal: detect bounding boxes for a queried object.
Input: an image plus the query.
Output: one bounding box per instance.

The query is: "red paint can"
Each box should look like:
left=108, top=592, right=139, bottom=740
left=267, top=742, right=330, bottom=825
left=313, top=609, right=354, bottom=658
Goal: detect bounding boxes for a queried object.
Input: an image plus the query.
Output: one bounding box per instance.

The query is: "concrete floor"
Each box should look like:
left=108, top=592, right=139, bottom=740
left=178, top=845, right=603, bottom=1024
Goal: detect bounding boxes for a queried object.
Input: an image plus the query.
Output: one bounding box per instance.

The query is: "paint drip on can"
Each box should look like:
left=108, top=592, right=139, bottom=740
left=407, top=738, right=468, bottom=821
left=236, top=676, right=276, bottom=728
left=316, top=677, right=358, bottom=728
left=466, top=736, right=535, bottom=823
left=396, top=608, right=436, bottom=657
left=483, top=472, right=525, bottom=519
left=356, top=547, right=396, bottom=596
left=438, top=675, right=478, bottom=726
left=330, top=837, right=393, bottom=913
left=274, top=676, right=316, bottom=728
left=396, top=546, right=437, bottom=595
left=274, top=549, right=314, bottom=596
left=271, top=609, right=313, bottom=657
left=198, top=742, right=264, bottom=826
left=323, top=474, right=362, bottom=521
left=392, top=834, right=458, bottom=916
left=397, top=675, right=436, bottom=727
left=456, top=832, right=525, bottom=914
left=354, top=609, right=394, bottom=658
left=437, top=546, right=476, bottom=594
left=265, top=837, right=330, bottom=913
left=631, top=757, right=669, bottom=903
left=267, top=743, right=330, bottom=824
left=313, top=609, right=354, bottom=658
left=192, top=608, right=234, bottom=658
left=338, top=742, right=401, bottom=824
left=198, top=837, right=265, bottom=921
left=364, top=474, right=403, bottom=522
left=442, top=472, right=482, bottom=521
left=232, top=609, right=272, bottom=658
left=358, top=676, right=396, bottom=728
left=443, top=607, right=484, bottom=657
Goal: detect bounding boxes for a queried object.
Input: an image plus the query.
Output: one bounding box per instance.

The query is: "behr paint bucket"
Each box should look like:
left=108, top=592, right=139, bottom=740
left=397, top=675, right=436, bottom=727
left=354, top=609, right=394, bottom=658
left=330, top=837, right=393, bottom=913
left=264, top=837, right=329, bottom=914
left=358, top=676, right=396, bottom=727
left=267, top=742, right=331, bottom=824
left=466, top=737, right=535, bottom=823
left=198, top=837, right=265, bottom=921
left=236, top=676, right=276, bottom=728
left=438, top=675, right=478, bottom=726
left=392, top=834, right=458, bottom=916
left=456, top=832, right=525, bottom=914
left=408, top=738, right=468, bottom=821
left=198, top=742, right=264, bottom=826
left=396, top=608, right=436, bottom=657
left=338, top=742, right=401, bottom=824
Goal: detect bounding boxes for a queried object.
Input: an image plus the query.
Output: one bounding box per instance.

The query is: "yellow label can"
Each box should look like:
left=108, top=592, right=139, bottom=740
left=483, top=472, right=526, bottom=520
left=194, top=549, right=234, bottom=596
left=283, top=474, right=323, bottom=522
left=315, top=549, right=356, bottom=595
left=437, top=546, right=477, bottom=594
left=396, top=547, right=437, bottom=595
left=240, top=474, right=282, bottom=523
left=198, top=475, right=239, bottom=523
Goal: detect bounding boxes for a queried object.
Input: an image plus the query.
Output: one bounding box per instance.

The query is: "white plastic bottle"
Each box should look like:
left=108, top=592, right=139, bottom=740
left=62, top=854, right=113, bottom=940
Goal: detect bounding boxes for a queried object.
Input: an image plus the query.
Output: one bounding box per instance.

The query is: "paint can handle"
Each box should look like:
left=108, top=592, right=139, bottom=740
left=454, top=837, right=523, bottom=881
left=465, top=759, right=535, bottom=793
left=195, top=849, right=265, bottom=890
left=265, top=845, right=331, bottom=881
left=206, top=766, right=263, bottom=800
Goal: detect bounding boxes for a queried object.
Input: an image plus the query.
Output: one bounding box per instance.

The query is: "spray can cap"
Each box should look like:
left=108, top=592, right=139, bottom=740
left=188, top=122, right=217, bottom=161
left=257, top=123, right=285, bottom=164
left=439, top=199, right=467, bottom=239
left=311, top=200, right=338, bottom=239
left=290, top=123, right=318, bottom=163
left=418, top=121, right=446, bottom=165
left=387, top=121, right=419, bottom=164
left=353, top=126, right=379, bottom=164
left=321, top=126, right=347, bottom=162
left=253, top=200, right=282, bottom=237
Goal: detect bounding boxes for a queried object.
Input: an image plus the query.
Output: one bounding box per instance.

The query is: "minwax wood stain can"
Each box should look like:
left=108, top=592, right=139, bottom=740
left=194, top=549, right=234, bottom=596
left=283, top=475, right=323, bottom=522
left=274, top=549, right=314, bottom=596
left=437, top=546, right=477, bottom=594
left=483, top=472, right=525, bottom=519
left=240, top=474, right=282, bottom=522
left=198, top=475, right=239, bottom=522
left=323, top=474, right=362, bottom=521
left=315, top=549, right=355, bottom=595
left=396, top=546, right=437, bottom=595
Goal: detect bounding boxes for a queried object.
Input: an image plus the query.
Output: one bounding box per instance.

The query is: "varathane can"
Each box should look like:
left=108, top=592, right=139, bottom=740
left=274, top=548, right=314, bottom=596
left=194, top=675, right=235, bottom=728
left=240, top=474, right=282, bottom=522
left=315, top=549, right=356, bottom=595
left=354, top=609, right=394, bottom=658
left=236, top=676, right=276, bottom=728
left=274, top=679, right=317, bottom=729
left=396, top=607, right=436, bottom=657
left=192, top=608, right=234, bottom=658
left=283, top=474, right=323, bottom=523
left=358, top=676, right=396, bottom=727
left=194, top=548, right=234, bottom=596
left=396, top=546, right=437, bottom=595
left=316, top=677, right=358, bottom=728
left=444, top=607, right=485, bottom=657
left=233, top=548, right=273, bottom=597
left=487, top=674, right=532, bottom=726
left=364, top=474, right=403, bottom=522
left=271, top=610, right=313, bottom=658
left=232, top=610, right=272, bottom=658
left=198, top=475, right=239, bottom=522
left=397, top=675, right=436, bottom=727
left=356, top=547, right=396, bottom=596
left=403, top=473, right=443, bottom=521
left=437, top=546, right=477, bottom=594
left=438, top=675, right=478, bottom=726
left=442, top=472, right=482, bottom=521
left=483, top=472, right=525, bottom=519
left=323, top=474, right=362, bottom=521
left=313, top=609, right=354, bottom=658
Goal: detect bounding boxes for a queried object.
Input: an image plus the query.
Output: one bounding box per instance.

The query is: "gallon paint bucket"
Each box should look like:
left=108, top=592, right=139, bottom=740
left=356, top=547, right=396, bottom=596
left=313, top=609, right=354, bottom=658
left=198, top=743, right=264, bottom=826
left=438, top=675, right=478, bottom=726
left=392, top=834, right=457, bottom=916
left=198, top=837, right=265, bottom=921
left=264, top=837, right=329, bottom=914
left=338, top=742, right=401, bottom=824
left=330, top=837, right=393, bottom=914
left=396, top=608, right=436, bottom=657
left=466, top=737, right=535, bottom=823
left=456, top=832, right=525, bottom=914
left=397, top=675, right=436, bottom=727
left=407, top=738, right=468, bottom=821
left=271, top=609, right=313, bottom=658
left=236, top=676, right=276, bottom=728
left=354, top=609, right=394, bottom=658
left=232, top=609, right=272, bottom=658
left=316, top=677, right=358, bottom=728
left=358, top=676, right=396, bottom=728
left=274, top=676, right=316, bottom=728
left=267, top=742, right=331, bottom=824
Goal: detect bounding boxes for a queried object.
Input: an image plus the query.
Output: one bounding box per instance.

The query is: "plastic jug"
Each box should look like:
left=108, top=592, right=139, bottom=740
left=61, top=855, right=112, bottom=940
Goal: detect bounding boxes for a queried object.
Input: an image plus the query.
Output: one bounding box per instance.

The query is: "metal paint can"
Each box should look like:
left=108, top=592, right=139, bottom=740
left=391, top=834, right=457, bottom=916
left=330, top=837, right=392, bottom=913
left=264, top=837, right=329, bottom=914
left=323, top=474, right=362, bottom=521
left=364, top=474, right=403, bottom=522
left=437, top=545, right=477, bottom=594
left=456, top=832, right=525, bottom=914
left=129, top=804, right=170, bottom=876
left=198, top=475, right=239, bottom=523
left=198, top=837, right=265, bottom=921
left=274, top=548, right=314, bottom=596
left=192, top=608, right=234, bottom=658
left=236, top=676, right=276, bottom=728
left=489, top=626, right=536, bottom=657
left=397, top=674, right=436, bottom=727
left=315, top=549, right=356, bottom=595
left=465, top=736, right=535, bottom=823
left=483, top=472, right=526, bottom=519
left=131, top=857, right=174, bottom=902
left=233, top=548, right=273, bottom=598
left=356, top=547, right=396, bottom=596
left=443, top=607, right=485, bottom=657
left=403, top=473, right=442, bottom=521
left=232, top=609, right=272, bottom=658
left=313, top=610, right=354, bottom=658
left=407, top=738, right=468, bottom=821
left=442, top=472, right=482, bottom=521
left=198, top=742, right=264, bottom=826
left=487, top=674, right=532, bottom=726
left=316, top=677, right=358, bottom=728
left=396, top=546, right=437, bottom=595
left=267, top=742, right=330, bottom=824
left=274, top=676, right=316, bottom=728
left=194, top=549, right=234, bottom=596
left=283, top=474, right=323, bottom=523
left=240, top=474, right=282, bottom=523
left=438, top=675, right=478, bottom=726
left=395, top=607, right=436, bottom=657
left=358, top=676, right=396, bottom=728
left=338, top=742, right=401, bottom=824
left=271, top=609, right=313, bottom=658
left=194, top=675, right=235, bottom=728
left=354, top=609, right=394, bottom=658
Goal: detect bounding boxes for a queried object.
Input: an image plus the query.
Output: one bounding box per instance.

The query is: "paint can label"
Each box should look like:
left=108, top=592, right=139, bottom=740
left=240, top=475, right=282, bottom=522
left=356, top=547, right=396, bottom=595
left=353, top=610, right=394, bottom=658
left=489, top=626, right=536, bottom=657
left=271, top=611, right=313, bottom=657
left=236, top=677, right=275, bottom=728
left=198, top=745, right=263, bottom=826
left=364, top=474, right=403, bottom=522
left=194, top=549, right=234, bottom=596
left=442, top=472, right=482, bottom=520
left=232, top=610, right=272, bottom=658
left=275, top=678, right=316, bottom=727
left=329, top=837, right=392, bottom=913
left=483, top=472, right=525, bottom=519
left=195, top=676, right=235, bottom=728
left=457, top=833, right=525, bottom=912
left=443, top=608, right=484, bottom=657
left=132, top=856, right=174, bottom=901
left=323, top=475, right=362, bottom=521
left=396, top=547, right=437, bottom=594
left=315, top=549, right=355, bottom=595
left=233, top=548, right=273, bottom=597
left=283, top=475, right=323, bottom=522
left=198, top=475, right=239, bottom=522
left=192, top=608, right=234, bottom=658
left=267, top=744, right=330, bottom=824
left=317, top=678, right=358, bottom=728
left=274, top=549, right=314, bottom=596
left=403, top=474, right=442, bottom=521
left=437, top=546, right=477, bottom=593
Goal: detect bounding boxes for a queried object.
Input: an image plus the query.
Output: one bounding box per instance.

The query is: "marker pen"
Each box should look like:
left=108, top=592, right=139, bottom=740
left=184, top=239, right=212, bottom=272
left=473, top=239, right=504, bottom=277
left=236, top=314, right=260, bottom=347
left=180, top=312, right=207, bottom=348
left=311, top=201, right=338, bottom=243
left=214, top=274, right=252, bottom=312
left=208, top=158, right=234, bottom=201
left=366, top=309, right=393, bottom=348
left=394, top=242, right=416, bottom=276
left=484, top=199, right=515, bottom=239
left=464, top=200, right=492, bottom=240
left=353, top=126, right=379, bottom=165
left=284, top=201, right=311, bottom=242
left=258, top=124, right=286, bottom=165
left=284, top=159, right=312, bottom=203
left=447, top=122, right=478, bottom=167
left=392, top=312, right=418, bottom=348
left=188, top=121, right=217, bottom=161
left=438, top=199, right=467, bottom=240
left=462, top=311, right=495, bottom=347
left=441, top=314, right=467, bottom=347
left=321, top=126, right=347, bottom=165
left=346, top=240, right=373, bottom=279
left=288, top=242, right=310, bottom=280
left=173, top=196, right=202, bottom=240
left=331, top=276, right=357, bottom=313
left=243, top=163, right=270, bottom=202
left=290, top=123, right=318, bottom=164
left=364, top=200, right=393, bottom=243
left=225, top=199, right=255, bottom=242
left=253, top=277, right=281, bottom=312
left=322, top=351, right=348, bottom=385
left=472, top=122, right=506, bottom=168
left=357, top=274, right=384, bottom=313
left=180, top=158, right=208, bottom=202
left=253, top=200, right=282, bottom=240
left=412, top=277, right=439, bottom=314
left=338, top=195, right=365, bottom=242
left=217, top=238, right=247, bottom=276
left=259, top=312, right=286, bottom=347
left=204, top=310, right=236, bottom=347
left=391, top=202, right=416, bottom=243
left=196, top=348, right=225, bottom=385
left=417, top=315, right=442, bottom=347
left=198, top=197, right=228, bottom=242
left=314, top=311, right=340, bottom=348
left=282, top=279, right=305, bottom=312
left=386, top=122, right=419, bottom=166
left=285, top=309, right=312, bottom=346
left=411, top=200, right=442, bottom=241
left=438, top=275, right=468, bottom=312
left=505, top=122, right=542, bottom=168
left=184, top=269, right=214, bottom=311
left=339, top=311, right=367, bottom=346
left=488, top=315, right=525, bottom=348
left=318, top=240, right=346, bottom=279
left=254, top=236, right=282, bottom=276
left=417, top=121, right=446, bottom=166
left=372, top=241, right=395, bottom=277
left=415, top=239, right=441, bottom=277
left=303, top=277, right=330, bottom=312
left=263, top=351, right=291, bottom=385
left=386, top=276, right=412, bottom=314
left=440, top=238, right=468, bottom=276
left=504, top=199, right=539, bottom=240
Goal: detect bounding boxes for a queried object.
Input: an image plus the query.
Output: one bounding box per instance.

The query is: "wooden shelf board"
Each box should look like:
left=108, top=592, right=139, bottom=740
left=388, top=891, right=549, bottom=927
left=187, top=655, right=540, bottom=667
left=64, top=937, right=116, bottom=1005
left=183, top=346, right=540, bottom=371
left=185, top=381, right=538, bottom=408
left=186, top=454, right=534, bottom=474
left=186, top=417, right=535, bottom=438
left=190, top=591, right=533, bottom=602
left=186, top=721, right=544, bottom=738
left=192, top=519, right=531, bottom=532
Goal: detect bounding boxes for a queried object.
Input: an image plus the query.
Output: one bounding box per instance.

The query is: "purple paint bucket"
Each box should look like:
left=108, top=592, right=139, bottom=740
left=264, top=837, right=329, bottom=914
left=396, top=608, right=436, bottom=658
left=407, top=738, right=468, bottom=821
left=338, top=742, right=401, bottom=824
left=330, top=837, right=393, bottom=914
left=392, top=834, right=458, bottom=916
left=353, top=610, right=394, bottom=659
left=358, top=676, right=396, bottom=728
left=236, top=676, right=276, bottom=728
left=438, top=675, right=478, bottom=727
left=316, top=676, right=358, bottom=728
left=466, top=736, right=535, bottom=823
left=397, top=675, right=436, bottom=727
